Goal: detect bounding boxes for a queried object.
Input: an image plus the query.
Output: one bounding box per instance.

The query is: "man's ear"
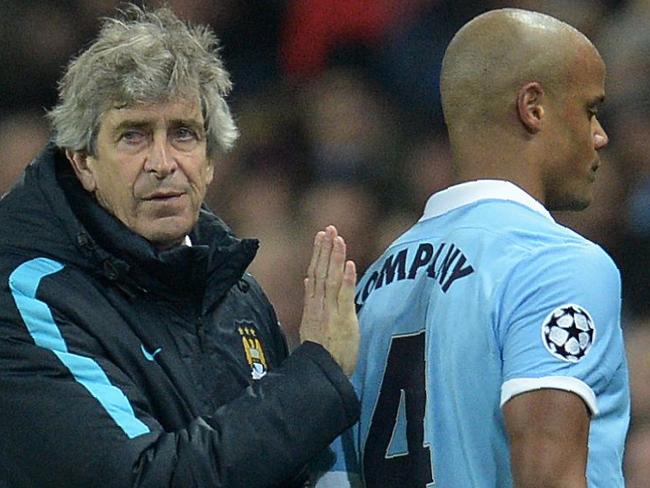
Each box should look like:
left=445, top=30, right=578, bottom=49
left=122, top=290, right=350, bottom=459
left=517, top=82, right=545, bottom=134
left=65, top=150, right=97, bottom=192
left=205, top=159, right=215, bottom=187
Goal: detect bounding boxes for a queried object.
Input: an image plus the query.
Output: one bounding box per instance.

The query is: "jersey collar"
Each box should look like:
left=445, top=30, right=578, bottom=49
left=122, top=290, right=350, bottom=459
left=420, top=179, right=554, bottom=222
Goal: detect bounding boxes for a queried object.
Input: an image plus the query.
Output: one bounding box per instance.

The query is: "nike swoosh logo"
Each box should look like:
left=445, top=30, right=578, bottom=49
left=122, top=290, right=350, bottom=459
left=140, top=344, right=162, bottom=361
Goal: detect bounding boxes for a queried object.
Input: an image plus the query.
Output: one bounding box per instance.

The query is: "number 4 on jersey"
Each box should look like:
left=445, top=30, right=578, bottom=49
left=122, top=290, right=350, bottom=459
left=363, top=331, right=434, bottom=487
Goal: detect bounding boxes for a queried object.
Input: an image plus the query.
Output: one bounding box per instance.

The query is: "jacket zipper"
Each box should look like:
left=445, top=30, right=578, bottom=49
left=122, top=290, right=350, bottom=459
left=196, top=314, right=207, bottom=353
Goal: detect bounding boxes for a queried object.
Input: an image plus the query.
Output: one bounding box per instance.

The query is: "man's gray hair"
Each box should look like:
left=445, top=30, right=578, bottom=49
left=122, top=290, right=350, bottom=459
left=48, top=4, right=238, bottom=157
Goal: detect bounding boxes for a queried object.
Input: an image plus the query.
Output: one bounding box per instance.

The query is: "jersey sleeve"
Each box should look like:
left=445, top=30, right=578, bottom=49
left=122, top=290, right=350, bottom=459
left=496, top=242, right=624, bottom=415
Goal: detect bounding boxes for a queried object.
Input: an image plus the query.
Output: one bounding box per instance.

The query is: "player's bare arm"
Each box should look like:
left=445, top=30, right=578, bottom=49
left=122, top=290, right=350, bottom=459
left=300, top=225, right=359, bottom=375
left=504, top=388, right=590, bottom=488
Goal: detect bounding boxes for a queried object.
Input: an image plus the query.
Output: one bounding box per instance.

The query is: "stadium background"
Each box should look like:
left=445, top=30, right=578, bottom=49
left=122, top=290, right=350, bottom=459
left=1, top=0, right=648, bottom=484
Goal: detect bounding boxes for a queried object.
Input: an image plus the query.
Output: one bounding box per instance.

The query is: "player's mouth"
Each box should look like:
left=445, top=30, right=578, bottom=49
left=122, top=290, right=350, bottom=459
left=589, top=160, right=600, bottom=181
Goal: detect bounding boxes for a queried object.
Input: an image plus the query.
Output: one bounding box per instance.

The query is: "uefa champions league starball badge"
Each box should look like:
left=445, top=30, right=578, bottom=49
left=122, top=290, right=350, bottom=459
left=541, top=304, right=596, bottom=362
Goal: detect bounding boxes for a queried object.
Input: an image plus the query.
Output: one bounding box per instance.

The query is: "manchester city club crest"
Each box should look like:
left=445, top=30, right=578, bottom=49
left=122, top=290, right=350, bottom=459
left=236, top=322, right=268, bottom=380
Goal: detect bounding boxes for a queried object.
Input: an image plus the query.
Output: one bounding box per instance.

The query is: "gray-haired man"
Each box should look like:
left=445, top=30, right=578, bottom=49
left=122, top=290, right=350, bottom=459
left=0, top=5, right=359, bottom=487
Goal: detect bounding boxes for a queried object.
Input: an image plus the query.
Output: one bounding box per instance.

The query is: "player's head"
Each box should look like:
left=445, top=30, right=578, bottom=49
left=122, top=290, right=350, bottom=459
left=48, top=3, right=238, bottom=160
left=440, top=8, right=608, bottom=211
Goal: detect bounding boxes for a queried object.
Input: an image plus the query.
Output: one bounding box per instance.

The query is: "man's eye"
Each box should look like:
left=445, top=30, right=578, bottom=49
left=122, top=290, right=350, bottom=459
left=121, top=130, right=146, bottom=143
left=175, top=127, right=197, bottom=141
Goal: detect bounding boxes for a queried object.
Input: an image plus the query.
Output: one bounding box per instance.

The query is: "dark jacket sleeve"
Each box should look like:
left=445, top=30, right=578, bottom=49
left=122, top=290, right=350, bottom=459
left=197, top=342, right=360, bottom=487
left=0, top=271, right=359, bottom=487
left=0, top=332, right=359, bottom=488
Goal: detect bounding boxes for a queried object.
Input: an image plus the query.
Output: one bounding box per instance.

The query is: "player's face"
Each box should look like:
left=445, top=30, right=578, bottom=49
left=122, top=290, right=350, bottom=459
left=73, top=99, right=213, bottom=249
left=542, top=45, right=608, bottom=211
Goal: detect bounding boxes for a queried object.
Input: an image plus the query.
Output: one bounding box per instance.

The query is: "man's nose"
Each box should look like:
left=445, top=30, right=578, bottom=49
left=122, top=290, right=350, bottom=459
left=144, top=136, right=177, bottom=177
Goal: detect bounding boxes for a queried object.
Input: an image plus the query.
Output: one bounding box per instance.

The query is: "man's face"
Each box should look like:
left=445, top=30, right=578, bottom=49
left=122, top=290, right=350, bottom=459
left=71, top=99, right=214, bottom=249
left=543, top=45, right=609, bottom=211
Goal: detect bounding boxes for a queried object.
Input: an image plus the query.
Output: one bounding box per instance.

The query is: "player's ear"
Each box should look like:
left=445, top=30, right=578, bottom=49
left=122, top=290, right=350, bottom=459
left=517, top=82, right=544, bottom=134
left=66, top=150, right=98, bottom=193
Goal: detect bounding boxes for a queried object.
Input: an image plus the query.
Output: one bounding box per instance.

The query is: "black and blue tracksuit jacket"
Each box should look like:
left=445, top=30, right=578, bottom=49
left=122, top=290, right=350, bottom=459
left=0, top=143, right=359, bottom=487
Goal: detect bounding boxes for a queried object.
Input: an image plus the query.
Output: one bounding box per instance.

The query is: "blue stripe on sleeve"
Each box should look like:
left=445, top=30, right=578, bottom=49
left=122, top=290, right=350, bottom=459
left=9, top=257, right=150, bottom=439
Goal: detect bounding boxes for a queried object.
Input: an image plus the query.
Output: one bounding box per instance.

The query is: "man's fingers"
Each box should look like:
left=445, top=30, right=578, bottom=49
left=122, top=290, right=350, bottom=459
left=306, top=231, right=325, bottom=298
left=318, top=226, right=337, bottom=276
left=338, top=260, right=357, bottom=313
left=307, top=231, right=326, bottom=277
left=326, top=235, right=346, bottom=309
left=315, top=226, right=336, bottom=295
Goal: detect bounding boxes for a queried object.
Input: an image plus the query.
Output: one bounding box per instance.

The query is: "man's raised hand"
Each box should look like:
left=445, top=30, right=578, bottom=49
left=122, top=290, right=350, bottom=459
left=300, top=225, right=359, bottom=376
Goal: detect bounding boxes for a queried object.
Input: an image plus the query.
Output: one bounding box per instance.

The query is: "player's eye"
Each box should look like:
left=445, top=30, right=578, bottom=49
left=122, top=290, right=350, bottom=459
left=587, top=106, right=599, bottom=120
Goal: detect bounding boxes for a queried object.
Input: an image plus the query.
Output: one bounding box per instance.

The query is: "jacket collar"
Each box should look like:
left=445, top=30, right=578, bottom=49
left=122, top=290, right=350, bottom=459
left=420, top=179, right=554, bottom=222
left=2, top=142, right=257, bottom=308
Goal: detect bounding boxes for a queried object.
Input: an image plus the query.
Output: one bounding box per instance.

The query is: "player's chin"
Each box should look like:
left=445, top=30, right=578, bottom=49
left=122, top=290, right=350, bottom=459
left=568, top=186, right=594, bottom=211
left=548, top=190, right=593, bottom=212
left=568, top=191, right=593, bottom=212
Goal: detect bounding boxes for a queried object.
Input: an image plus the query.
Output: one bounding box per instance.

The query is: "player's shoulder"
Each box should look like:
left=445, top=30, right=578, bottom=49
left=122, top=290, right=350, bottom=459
left=450, top=201, right=621, bottom=289
left=534, top=220, right=617, bottom=272
left=467, top=201, right=615, bottom=263
left=510, top=222, right=620, bottom=295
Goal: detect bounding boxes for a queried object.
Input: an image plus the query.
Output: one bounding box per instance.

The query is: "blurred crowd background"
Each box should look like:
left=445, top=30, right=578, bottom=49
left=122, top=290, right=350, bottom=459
left=1, top=0, right=649, bottom=484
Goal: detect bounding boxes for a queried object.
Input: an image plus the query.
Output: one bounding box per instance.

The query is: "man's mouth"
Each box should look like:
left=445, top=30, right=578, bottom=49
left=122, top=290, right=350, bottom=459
left=144, top=191, right=184, bottom=201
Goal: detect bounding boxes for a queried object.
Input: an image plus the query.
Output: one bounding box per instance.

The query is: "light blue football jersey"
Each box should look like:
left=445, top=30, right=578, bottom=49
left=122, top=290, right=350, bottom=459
left=315, top=180, right=629, bottom=488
